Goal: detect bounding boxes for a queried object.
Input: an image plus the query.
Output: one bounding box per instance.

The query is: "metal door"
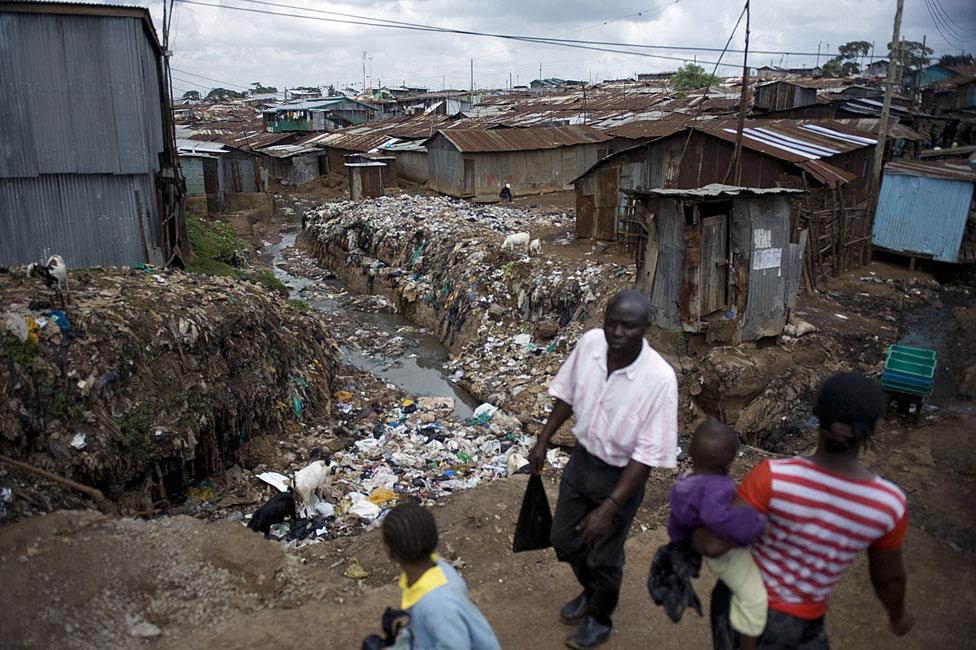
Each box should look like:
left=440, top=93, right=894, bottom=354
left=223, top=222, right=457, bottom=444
left=462, top=158, right=475, bottom=196
left=700, top=214, right=729, bottom=315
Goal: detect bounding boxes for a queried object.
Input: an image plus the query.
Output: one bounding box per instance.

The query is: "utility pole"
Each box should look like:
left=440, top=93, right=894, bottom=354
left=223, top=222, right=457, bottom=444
left=816, top=42, right=821, bottom=66
left=470, top=59, right=474, bottom=92
left=729, top=0, right=751, bottom=185
left=872, top=0, right=904, bottom=201
left=509, top=72, right=512, bottom=91
left=362, top=50, right=367, bottom=94
left=539, top=62, right=542, bottom=81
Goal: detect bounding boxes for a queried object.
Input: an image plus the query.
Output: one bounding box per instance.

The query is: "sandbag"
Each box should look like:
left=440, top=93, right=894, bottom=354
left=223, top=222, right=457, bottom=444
left=512, top=474, right=553, bottom=552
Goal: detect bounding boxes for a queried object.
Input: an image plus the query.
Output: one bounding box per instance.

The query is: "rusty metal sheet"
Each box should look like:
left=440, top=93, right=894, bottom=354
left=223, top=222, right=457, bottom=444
left=437, top=125, right=611, bottom=153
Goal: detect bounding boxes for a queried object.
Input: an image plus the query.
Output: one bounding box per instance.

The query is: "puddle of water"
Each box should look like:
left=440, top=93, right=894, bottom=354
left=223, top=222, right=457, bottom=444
left=897, top=302, right=957, bottom=400
left=264, top=226, right=478, bottom=420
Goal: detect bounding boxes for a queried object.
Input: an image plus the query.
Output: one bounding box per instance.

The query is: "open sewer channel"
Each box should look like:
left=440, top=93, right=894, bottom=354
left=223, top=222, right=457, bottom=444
left=264, top=225, right=478, bottom=420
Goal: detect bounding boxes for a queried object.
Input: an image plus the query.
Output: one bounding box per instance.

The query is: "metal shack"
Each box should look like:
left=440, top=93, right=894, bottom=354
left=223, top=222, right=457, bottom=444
left=872, top=161, right=976, bottom=265
left=346, top=161, right=386, bottom=200
left=630, top=185, right=805, bottom=343
left=426, top=125, right=612, bottom=200
left=0, top=1, right=186, bottom=267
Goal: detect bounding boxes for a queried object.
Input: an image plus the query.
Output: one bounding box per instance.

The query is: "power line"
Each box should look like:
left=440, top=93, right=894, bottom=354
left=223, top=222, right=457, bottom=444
left=929, top=0, right=974, bottom=36
left=922, top=0, right=965, bottom=48
left=174, top=0, right=816, bottom=69
left=170, top=67, right=251, bottom=89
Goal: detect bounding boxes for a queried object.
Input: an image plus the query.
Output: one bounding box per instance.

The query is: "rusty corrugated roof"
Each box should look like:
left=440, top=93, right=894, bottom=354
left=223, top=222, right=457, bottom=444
left=436, top=125, right=611, bottom=152
left=606, top=118, right=694, bottom=140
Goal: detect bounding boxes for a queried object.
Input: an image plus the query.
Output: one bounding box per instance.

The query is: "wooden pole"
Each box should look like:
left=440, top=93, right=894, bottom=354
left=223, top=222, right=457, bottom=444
left=730, top=0, right=751, bottom=186
left=871, top=0, right=904, bottom=202
left=0, top=454, right=106, bottom=503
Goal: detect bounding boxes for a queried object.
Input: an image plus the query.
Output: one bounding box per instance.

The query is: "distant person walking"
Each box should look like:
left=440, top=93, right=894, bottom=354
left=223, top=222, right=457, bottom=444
left=698, top=372, right=914, bottom=649
left=529, top=289, right=678, bottom=649
left=499, top=183, right=513, bottom=203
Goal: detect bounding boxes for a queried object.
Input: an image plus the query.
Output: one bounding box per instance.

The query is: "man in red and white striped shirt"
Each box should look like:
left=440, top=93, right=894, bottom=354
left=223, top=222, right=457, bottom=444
left=699, top=372, right=914, bottom=648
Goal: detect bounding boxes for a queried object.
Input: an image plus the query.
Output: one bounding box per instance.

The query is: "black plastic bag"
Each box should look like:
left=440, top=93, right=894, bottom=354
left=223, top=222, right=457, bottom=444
left=512, top=474, right=553, bottom=552
left=361, top=607, right=411, bottom=649
left=647, top=541, right=703, bottom=623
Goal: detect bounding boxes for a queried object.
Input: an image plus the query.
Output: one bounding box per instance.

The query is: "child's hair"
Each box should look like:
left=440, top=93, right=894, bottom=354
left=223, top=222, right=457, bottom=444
left=382, top=502, right=438, bottom=563
left=813, top=372, right=886, bottom=452
left=689, top=418, right=738, bottom=473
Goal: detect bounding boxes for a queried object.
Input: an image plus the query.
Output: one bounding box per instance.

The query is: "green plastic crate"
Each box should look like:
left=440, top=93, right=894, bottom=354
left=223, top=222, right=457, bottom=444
left=885, top=345, right=936, bottom=381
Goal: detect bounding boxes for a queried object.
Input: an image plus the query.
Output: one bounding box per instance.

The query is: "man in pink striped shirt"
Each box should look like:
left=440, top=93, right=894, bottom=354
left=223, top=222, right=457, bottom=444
left=699, top=372, right=914, bottom=648
left=529, top=290, right=678, bottom=649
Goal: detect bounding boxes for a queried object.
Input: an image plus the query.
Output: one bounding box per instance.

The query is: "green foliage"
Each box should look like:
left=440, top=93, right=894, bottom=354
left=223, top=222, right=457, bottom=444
left=1, top=333, right=37, bottom=366
left=181, top=90, right=201, bottom=101
left=889, top=40, right=933, bottom=71
left=250, top=82, right=278, bottom=94
left=206, top=87, right=246, bottom=101
left=118, top=403, right=155, bottom=449
left=287, top=299, right=311, bottom=313
left=247, top=269, right=288, bottom=296
left=939, top=53, right=976, bottom=67
left=327, top=85, right=337, bottom=96
left=186, top=213, right=247, bottom=274
left=672, top=63, right=719, bottom=91
left=821, top=59, right=843, bottom=77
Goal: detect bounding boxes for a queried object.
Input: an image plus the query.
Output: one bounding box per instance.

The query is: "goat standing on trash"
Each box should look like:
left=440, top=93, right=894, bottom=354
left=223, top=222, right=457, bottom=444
left=26, top=255, right=69, bottom=305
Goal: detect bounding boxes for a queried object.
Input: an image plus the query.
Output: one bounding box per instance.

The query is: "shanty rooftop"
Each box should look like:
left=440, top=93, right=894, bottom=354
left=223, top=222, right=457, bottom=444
left=435, top=125, right=612, bottom=152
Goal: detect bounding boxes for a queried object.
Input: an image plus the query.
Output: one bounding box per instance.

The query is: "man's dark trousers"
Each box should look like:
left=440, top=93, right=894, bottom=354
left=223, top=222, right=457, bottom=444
left=550, top=445, right=645, bottom=624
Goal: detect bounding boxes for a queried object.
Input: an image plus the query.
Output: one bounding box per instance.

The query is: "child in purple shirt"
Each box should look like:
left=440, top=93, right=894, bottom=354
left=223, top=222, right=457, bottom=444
left=668, top=419, right=767, bottom=650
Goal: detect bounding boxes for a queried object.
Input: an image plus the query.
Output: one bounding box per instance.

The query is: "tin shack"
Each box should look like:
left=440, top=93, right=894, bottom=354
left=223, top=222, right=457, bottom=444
left=630, top=185, right=805, bottom=343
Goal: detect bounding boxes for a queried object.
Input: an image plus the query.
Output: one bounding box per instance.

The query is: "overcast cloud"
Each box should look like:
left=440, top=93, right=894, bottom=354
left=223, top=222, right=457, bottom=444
left=126, top=0, right=976, bottom=96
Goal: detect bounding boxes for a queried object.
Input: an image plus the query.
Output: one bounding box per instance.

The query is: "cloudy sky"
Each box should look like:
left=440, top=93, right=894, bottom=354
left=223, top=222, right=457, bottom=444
left=129, top=0, right=976, bottom=96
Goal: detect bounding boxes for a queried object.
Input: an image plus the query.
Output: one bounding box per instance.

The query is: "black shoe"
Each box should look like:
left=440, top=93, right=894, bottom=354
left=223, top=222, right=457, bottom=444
left=565, top=615, right=613, bottom=649
left=559, top=592, right=591, bottom=625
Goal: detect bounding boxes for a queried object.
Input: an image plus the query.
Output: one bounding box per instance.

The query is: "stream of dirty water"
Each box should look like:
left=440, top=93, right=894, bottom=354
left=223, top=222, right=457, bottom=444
left=264, top=225, right=478, bottom=419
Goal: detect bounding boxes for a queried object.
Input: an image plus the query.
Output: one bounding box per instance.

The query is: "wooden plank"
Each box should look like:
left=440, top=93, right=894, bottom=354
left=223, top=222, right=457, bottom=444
left=700, top=214, right=728, bottom=315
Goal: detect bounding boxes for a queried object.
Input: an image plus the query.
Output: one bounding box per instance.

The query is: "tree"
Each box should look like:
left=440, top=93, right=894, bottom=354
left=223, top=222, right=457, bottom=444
left=250, top=81, right=278, bottom=94
left=181, top=90, right=201, bottom=101
left=821, top=59, right=843, bottom=77
left=939, top=53, right=976, bottom=67
left=889, top=40, right=933, bottom=71
left=327, top=84, right=337, bottom=96
left=205, top=87, right=245, bottom=101
left=823, top=40, right=873, bottom=77
left=672, top=63, right=719, bottom=91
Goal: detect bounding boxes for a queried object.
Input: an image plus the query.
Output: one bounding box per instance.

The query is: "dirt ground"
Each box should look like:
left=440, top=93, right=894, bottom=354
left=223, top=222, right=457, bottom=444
left=2, top=402, right=973, bottom=649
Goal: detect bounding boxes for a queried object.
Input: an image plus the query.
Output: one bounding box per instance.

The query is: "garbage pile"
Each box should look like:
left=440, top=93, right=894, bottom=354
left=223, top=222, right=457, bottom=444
left=299, top=195, right=634, bottom=421
left=0, top=267, right=339, bottom=510
left=300, top=195, right=631, bottom=350
left=237, top=392, right=568, bottom=548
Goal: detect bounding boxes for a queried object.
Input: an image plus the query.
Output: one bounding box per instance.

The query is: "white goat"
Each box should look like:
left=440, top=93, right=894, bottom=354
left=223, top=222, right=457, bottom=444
left=528, top=238, right=541, bottom=255
left=501, top=232, right=531, bottom=254
left=291, top=459, right=339, bottom=517
left=27, top=255, right=69, bottom=305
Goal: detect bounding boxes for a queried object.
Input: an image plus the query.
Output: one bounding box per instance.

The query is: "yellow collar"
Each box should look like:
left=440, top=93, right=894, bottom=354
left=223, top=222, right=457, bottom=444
left=399, top=557, right=449, bottom=609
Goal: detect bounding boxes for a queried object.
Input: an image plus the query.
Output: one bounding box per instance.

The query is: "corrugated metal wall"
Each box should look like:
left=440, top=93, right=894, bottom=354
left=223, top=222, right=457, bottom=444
left=0, top=174, right=160, bottom=266
left=181, top=156, right=206, bottom=196
left=645, top=200, right=685, bottom=330
left=393, top=151, right=428, bottom=183
left=0, top=11, right=166, bottom=266
left=741, top=196, right=794, bottom=340
left=872, top=173, right=973, bottom=263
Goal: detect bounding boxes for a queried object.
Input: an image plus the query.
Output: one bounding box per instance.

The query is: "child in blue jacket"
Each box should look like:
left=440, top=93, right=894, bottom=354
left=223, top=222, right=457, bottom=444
left=380, top=502, right=501, bottom=650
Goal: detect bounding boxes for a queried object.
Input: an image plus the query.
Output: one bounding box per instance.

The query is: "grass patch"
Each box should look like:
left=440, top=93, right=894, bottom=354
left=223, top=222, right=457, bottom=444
left=185, top=212, right=249, bottom=278
left=247, top=269, right=288, bottom=296
left=287, top=299, right=311, bottom=313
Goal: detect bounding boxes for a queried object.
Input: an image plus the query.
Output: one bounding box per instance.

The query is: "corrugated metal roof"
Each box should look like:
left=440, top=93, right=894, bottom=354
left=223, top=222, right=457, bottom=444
left=176, top=138, right=227, bottom=154
left=884, top=160, right=976, bottom=182
left=436, top=125, right=611, bottom=152
left=606, top=118, right=693, bottom=139
left=257, top=144, right=321, bottom=158
left=629, top=184, right=803, bottom=198
left=698, top=120, right=876, bottom=163
left=872, top=168, right=975, bottom=263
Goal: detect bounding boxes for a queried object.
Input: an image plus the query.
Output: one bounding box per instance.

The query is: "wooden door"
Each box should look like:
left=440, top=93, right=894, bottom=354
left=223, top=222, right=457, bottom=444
left=462, top=158, right=475, bottom=196
left=202, top=159, right=218, bottom=194
left=700, top=214, right=729, bottom=315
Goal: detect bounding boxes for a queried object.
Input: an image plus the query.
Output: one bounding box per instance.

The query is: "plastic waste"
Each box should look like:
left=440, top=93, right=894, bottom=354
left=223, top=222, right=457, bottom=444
left=70, top=432, right=87, bottom=450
